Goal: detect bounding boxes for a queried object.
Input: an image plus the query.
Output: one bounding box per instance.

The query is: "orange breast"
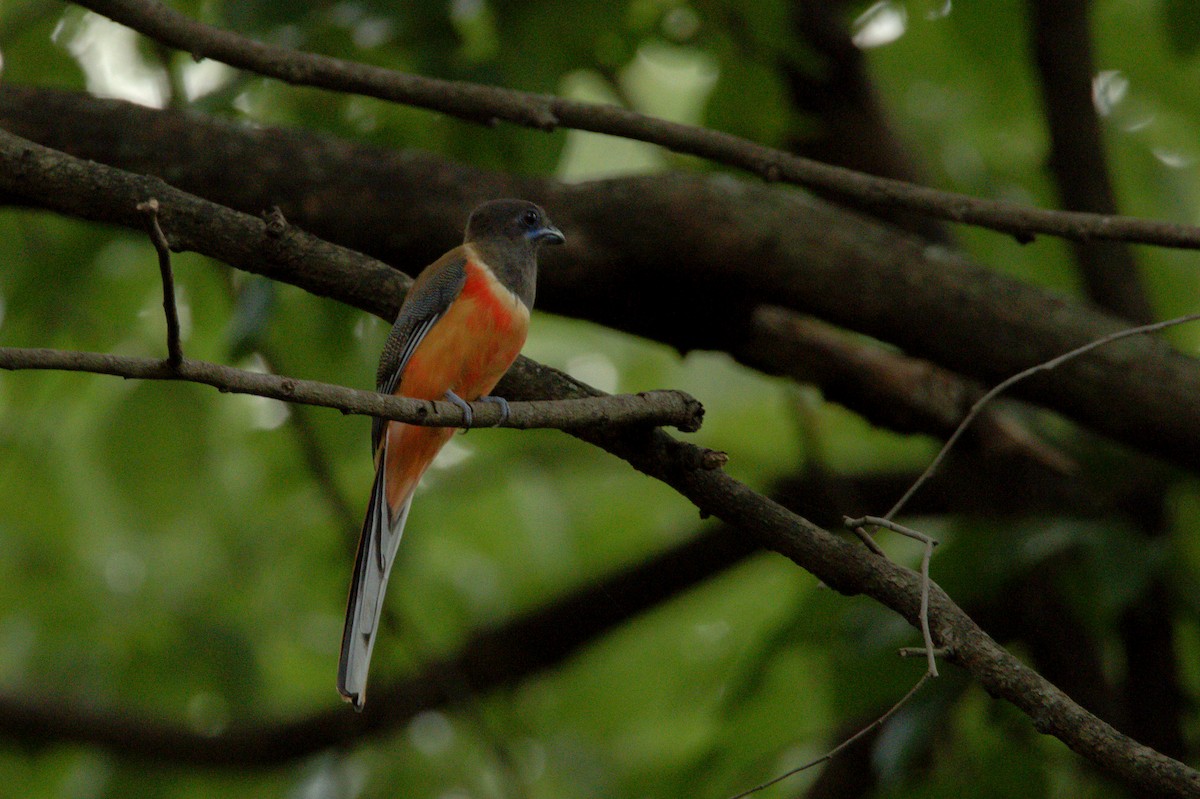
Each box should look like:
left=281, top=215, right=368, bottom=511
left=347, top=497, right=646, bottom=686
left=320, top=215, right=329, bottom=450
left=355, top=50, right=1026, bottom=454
left=382, top=259, right=531, bottom=509
left=398, top=260, right=530, bottom=402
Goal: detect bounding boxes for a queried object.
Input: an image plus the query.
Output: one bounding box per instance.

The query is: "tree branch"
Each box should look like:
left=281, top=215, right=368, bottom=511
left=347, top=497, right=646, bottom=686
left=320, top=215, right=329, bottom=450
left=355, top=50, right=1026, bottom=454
left=73, top=0, right=1200, bottom=250
left=4, top=102, right=1200, bottom=475
left=740, top=306, right=1073, bottom=472
left=555, top=421, right=1199, bottom=797
left=0, top=518, right=760, bottom=766
left=0, top=347, right=702, bottom=432
left=782, top=0, right=951, bottom=243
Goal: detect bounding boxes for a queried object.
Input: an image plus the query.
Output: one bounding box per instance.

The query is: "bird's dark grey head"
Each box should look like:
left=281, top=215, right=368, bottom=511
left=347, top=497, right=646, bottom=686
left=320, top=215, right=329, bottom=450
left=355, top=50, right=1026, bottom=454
left=465, top=199, right=564, bottom=248
left=463, top=199, right=563, bottom=308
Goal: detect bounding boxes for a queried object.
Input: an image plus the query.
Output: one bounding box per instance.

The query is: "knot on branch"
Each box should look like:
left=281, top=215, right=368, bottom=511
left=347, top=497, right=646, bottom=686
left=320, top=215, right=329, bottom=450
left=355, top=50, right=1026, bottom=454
left=262, top=206, right=289, bottom=238
left=527, top=97, right=560, bottom=131
left=673, top=445, right=727, bottom=472
left=749, top=154, right=784, bottom=183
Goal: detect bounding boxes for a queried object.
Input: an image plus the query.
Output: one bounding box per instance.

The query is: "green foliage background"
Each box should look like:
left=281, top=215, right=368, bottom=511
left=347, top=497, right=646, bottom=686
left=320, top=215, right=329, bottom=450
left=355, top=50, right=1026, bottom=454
left=1, top=1, right=1199, bottom=797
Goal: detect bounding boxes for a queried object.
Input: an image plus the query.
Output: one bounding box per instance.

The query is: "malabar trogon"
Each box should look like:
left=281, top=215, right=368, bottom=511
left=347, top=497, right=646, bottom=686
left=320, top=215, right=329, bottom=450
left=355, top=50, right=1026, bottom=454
left=338, top=199, right=564, bottom=709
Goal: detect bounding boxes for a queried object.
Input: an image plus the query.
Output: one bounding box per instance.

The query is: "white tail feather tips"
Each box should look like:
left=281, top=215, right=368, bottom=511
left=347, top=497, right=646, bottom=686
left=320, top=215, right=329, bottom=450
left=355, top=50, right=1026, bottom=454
left=338, top=456, right=413, bottom=709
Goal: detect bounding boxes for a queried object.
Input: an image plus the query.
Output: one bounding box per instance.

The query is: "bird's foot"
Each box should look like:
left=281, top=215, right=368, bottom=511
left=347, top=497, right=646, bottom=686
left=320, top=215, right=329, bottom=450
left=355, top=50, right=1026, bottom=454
left=444, top=390, right=474, bottom=429
left=444, top=392, right=510, bottom=430
left=476, top=395, right=510, bottom=427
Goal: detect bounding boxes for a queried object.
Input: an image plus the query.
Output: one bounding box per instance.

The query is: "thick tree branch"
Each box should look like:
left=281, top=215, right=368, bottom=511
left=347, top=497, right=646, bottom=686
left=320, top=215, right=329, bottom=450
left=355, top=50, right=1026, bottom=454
left=0, top=347, right=703, bottom=432
left=4, top=98, right=1200, bottom=475
left=740, top=306, right=1072, bottom=472
left=0, top=519, right=760, bottom=766
left=73, top=0, right=1200, bottom=250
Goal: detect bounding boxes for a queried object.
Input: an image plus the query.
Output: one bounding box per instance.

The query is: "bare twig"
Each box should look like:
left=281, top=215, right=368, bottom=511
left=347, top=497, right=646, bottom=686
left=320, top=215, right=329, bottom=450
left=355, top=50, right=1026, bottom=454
left=885, top=313, right=1200, bottom=520
left=845, top=515, right=940, bottom=678
left=731, top=511, right=942, bottom=799
left=136, top=198, right=183, bottom=366
left=848, top=521, right=887, bottom=557
left=74, top=0, right=1200, bottom=251
left=726, top=673, right=932, bottom=799
left=0, top=346, right=705, bottom=433
left=899, top=647, right=952, bottom=660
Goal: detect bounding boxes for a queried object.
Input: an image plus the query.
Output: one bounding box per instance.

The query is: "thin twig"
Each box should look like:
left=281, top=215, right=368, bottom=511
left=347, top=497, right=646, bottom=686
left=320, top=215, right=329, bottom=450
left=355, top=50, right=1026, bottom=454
left=849, top=521, right=887, bottom=557
left=846, top=516, right=940, bottom=678
left=731, top=514, right=941, bottom=799
left=899, top=647, right=952, bottom=660
left=0, top=346, right=705, bottom=433
left=75, top=0, right=1200, bottom=251
left=885, top=312, right=1200, bottom=520
left=726, top=672, right=932, bottom=799
left=136, top=198, right=183, bottom=367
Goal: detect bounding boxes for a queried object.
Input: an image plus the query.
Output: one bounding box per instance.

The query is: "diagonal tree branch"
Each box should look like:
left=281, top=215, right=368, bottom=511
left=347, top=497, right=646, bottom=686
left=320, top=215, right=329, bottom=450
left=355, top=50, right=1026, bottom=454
left=559, top=419, right=1199, bottom=797
left=0, top=520, right=761, bottom=767
left=72, top=0, right=1200, bottom=251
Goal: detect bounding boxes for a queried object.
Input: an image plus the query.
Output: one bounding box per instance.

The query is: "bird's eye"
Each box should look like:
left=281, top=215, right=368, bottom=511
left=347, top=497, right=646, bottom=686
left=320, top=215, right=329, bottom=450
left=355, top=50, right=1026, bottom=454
left=522, top=209, right=540, bottom=227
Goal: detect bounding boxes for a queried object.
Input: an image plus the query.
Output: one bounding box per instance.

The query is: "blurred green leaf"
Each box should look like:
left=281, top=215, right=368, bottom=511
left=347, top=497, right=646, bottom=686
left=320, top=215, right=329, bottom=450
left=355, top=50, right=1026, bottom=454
left=1162, top=0, right=1200, bottom=57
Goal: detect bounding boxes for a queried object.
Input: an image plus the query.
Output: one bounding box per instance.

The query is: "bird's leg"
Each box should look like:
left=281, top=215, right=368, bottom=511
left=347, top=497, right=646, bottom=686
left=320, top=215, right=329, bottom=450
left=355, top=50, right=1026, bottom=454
left=443, top=390, right=473, bottom=429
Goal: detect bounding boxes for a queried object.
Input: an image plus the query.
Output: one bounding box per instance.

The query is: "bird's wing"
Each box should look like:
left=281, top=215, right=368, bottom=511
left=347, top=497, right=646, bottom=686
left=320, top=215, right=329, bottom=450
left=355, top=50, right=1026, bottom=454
left=338, top=249, right=468, bottom=709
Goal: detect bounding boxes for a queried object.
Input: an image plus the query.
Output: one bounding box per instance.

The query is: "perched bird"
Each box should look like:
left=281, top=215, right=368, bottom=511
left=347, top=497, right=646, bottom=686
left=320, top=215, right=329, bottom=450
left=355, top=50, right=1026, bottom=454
left=338, top=199, right=564, bottom=709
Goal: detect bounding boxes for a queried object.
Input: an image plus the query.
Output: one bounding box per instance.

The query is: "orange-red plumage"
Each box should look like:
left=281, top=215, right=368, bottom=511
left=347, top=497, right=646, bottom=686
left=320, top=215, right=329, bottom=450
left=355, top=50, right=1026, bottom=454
left=380, top=257, right=530, bottom=509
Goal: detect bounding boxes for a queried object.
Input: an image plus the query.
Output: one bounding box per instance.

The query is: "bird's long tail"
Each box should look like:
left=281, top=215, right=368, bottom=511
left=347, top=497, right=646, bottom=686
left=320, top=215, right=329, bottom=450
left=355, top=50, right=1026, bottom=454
left=337, top=438, right=413, bottom=710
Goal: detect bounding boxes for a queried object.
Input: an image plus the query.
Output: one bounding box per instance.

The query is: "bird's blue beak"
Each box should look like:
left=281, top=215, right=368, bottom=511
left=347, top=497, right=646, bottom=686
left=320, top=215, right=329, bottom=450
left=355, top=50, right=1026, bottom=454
left=529, top=224, right=565, bottom=245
